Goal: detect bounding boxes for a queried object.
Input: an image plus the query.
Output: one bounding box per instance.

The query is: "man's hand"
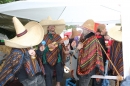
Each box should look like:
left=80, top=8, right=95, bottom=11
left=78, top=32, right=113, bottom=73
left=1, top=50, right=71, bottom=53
left=48, top=42, right=58, bottom=51
left=64, top=51, right=69, bottom=55
left=77, top=42, right=83, bottom=50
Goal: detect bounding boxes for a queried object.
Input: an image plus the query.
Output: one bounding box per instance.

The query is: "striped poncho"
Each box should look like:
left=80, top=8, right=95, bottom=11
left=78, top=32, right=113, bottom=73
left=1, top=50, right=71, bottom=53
left=43, top=34, right=66, bottom=66
left=0, top=48, right=42, bottom=86
left=109, top=41, right=123, bottom=76
left=77, top=34, right=104, bottom=76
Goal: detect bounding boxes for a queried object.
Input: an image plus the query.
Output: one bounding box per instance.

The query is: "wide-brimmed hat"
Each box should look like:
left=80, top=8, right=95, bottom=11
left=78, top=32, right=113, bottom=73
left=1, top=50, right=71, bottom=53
left=71, top=28, right=81, bottom=38
left=40, top=16, right=65, bottom=34
left=81, top=19, right=95, bottom=32
left=4, top=17, right=44, bottom=48
left=108, top=26, right=122, bottom=42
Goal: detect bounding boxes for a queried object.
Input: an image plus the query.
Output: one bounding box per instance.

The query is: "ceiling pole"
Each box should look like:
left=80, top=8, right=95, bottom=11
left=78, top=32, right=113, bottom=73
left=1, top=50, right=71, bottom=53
left=57, top=7, right=66, bottom=20
left=100, top=5, right=120, bottom=12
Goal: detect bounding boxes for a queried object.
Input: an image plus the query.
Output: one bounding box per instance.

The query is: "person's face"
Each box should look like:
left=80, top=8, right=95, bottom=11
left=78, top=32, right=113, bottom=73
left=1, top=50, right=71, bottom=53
left=101, top=28, right=107, bottom=36
left=48, top=25, right=55, bottom=34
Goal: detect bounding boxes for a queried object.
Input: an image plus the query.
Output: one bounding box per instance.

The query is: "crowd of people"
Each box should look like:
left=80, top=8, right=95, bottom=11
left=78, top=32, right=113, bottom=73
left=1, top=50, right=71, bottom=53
left=0, top=16, right=123, bottom=86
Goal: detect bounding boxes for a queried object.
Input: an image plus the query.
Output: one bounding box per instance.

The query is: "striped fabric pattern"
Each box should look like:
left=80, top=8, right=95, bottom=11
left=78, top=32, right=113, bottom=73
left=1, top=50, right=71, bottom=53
left=109, top=41, right=123, bottom=76
left=24, top=49, right=42, bottom=77
left=44, top=34, right=62, bottom=66
left=0, top=48, right=42, bottom=86
left=77, top=36, right=104, bottom=75
left=0, top=48, right=24, bottom=86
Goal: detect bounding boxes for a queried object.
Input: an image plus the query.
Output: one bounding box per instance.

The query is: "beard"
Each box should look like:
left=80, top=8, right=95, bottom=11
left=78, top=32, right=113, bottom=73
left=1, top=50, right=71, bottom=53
left=82, top=30, right=90, bottom=37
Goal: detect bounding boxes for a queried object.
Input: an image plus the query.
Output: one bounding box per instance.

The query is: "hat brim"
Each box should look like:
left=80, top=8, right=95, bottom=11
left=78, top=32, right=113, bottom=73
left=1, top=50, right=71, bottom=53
left=40, top=19, right=65, bottom=26
left=82, top=19, right=95, bottom=32
left=42, top=25, right=65, bottom=35
left=4, top=21, right=44, bottom=48
left=40, top=19, right=65, bottom=35
left=108, top=26, right=122, bottom=42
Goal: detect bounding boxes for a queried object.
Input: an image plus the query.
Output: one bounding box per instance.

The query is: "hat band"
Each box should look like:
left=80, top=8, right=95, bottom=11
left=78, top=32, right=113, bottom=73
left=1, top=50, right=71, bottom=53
left=16, top=30, right=27, bottom=37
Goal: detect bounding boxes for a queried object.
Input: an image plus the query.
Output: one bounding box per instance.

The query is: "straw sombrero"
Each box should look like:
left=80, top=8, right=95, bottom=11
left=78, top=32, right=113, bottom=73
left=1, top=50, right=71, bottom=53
left=40, top=16, right=65, bottom=34
left=81, top=19, right=95, bottom=32
left=4, top=17, right=44, bottom=48
left=71, top=28, right=81, bottom=38
left=108, top=26, right=122, bottom=42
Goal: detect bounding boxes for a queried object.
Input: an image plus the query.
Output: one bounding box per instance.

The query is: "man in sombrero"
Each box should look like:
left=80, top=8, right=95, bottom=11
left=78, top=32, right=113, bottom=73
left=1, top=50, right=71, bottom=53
left=92, top=24, right=108, bottom=86
left=73, top=19, right=104, bottom=86
left=108, top=26, right=123, bottom=85
left=0, top=17, right=46, bottom=86
left=39, top=17, right=67, bottom=86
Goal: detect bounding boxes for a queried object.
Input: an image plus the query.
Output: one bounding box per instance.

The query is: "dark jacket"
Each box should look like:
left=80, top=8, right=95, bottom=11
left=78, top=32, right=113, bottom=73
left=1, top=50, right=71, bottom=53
left=96, top=35, right=107, bottom=65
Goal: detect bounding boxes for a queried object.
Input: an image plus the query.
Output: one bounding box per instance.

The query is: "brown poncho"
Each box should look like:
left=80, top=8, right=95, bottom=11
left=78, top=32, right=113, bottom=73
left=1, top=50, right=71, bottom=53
left=77, top=35, right=104, bottom=76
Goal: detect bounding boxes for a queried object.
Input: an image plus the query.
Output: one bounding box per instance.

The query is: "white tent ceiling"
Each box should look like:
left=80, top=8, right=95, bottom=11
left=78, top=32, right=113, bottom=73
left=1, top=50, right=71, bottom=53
left=0, top=0, right=121, bottom=25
